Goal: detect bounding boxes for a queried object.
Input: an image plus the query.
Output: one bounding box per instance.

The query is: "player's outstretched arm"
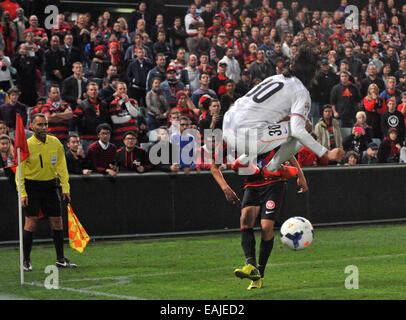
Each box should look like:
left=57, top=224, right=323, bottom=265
left=289, top=157, right=308, bottom=194
left=210, top=161, right=240, bottom=205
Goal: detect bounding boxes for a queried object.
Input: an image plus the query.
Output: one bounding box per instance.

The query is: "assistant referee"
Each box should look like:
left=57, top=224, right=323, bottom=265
left=16, top=113, right=77, bottom=271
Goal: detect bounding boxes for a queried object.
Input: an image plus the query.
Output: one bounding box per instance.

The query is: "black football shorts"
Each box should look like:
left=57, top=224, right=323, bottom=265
left=241, top=181, right=287, bottom=221
left=23, top=179, right=62, bottom=218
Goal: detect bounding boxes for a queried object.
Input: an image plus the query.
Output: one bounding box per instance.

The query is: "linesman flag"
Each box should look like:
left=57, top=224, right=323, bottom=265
left=68, top=204, right=90, bottom=253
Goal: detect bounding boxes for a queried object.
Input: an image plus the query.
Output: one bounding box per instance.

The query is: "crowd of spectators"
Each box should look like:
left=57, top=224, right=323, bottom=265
left=1, top=0, right=406, bottom=177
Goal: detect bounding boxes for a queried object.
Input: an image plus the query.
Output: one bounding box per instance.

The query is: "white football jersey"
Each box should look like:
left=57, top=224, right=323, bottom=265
left=230, top=74, right=310, bottom=129
left=224, top=74, right=328, bottom=157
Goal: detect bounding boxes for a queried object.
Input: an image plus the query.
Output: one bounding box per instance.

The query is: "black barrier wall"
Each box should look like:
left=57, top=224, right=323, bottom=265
left=1, top=165, right=406, bottom=242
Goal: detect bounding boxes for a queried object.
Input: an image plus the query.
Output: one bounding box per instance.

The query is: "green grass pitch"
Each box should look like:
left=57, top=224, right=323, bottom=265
left=0, top=223, right=405, bottom=300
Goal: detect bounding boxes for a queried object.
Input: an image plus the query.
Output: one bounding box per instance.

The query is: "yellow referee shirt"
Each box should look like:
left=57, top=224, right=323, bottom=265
left=16, top=134, right=70, bottom=198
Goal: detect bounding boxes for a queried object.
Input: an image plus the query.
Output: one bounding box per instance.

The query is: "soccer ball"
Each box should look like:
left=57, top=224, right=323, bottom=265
left=280, top=217, right=314, bottom=250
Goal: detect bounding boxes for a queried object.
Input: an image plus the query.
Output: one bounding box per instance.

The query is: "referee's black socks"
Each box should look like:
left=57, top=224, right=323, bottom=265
left=23, top=230, right=33, bottom=261
left=241, top=228, right=256, bottom=267
left=51, top=229, right=64, bottom=261
left=258, top=237, right=274, bottom=278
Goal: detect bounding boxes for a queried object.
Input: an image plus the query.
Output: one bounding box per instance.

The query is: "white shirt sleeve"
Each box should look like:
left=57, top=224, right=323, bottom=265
left=290, top=89, right=328, bottom=158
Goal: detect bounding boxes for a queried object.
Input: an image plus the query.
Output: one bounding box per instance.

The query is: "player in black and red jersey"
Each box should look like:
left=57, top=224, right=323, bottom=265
left=211, top=146, right=308, bottom=290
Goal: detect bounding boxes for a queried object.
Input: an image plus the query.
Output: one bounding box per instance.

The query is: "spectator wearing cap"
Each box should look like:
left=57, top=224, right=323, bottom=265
left=314, top=58, right=339, bottom=112
left=361, top=142, right=379, bottom=164
left=87, top=44, right=110, bottom=86
left=197, top=94, right=213, bottom=119
left=127, top=46, right=153, bottom=108
left=185, top=4, right=204, bottom=37
left=235, top=68, right=252, bottom=96
left=107, top=41, right=125, bottom=78
left=217, top=1, right=238, bottom=28
left=116, top=131, right=151, bottom=173
left=171, top=90, right=199, bottom=125
left=343, top=125, right=369, bottom=156
left=191, top=72, right=217, bottom=107
left=329, top=24, right=345, bottom=43
left=84, top=32, right=104, bottom=67
left=206, top=14, right=224, bottom=38
left=168, top=47, right=189, bottom=86
left=210, top=33, right=227, bottom=66
left=209, top=61, right=229, bottom=97
left=161, top=65, right=185, bottom=109
left=198, top=98, right=222, bottom=135
left=62, top=62, right=89, bottom=108
left=146, top=77, right=169, bottom=130
left=378, top=127, right=402, bottom=163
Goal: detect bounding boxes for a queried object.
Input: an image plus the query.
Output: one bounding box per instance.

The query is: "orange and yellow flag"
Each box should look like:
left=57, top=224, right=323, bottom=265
left=68, top=204, right=90, bottom=253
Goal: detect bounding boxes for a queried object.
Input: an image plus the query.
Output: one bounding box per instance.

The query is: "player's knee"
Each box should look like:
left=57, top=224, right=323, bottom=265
left=49, top=217, right=63, bottom=230
left=24, top=217, right=38, bottom=232
left=261, top=221, right=274, bottom=240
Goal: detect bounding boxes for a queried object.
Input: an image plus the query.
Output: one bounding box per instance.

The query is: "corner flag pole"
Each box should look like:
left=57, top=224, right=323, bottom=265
left=17, top=147, right=24, bottom=285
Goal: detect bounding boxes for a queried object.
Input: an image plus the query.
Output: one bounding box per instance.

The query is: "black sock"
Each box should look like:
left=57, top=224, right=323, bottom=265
left=23, top=230, right=33, bottom=261
left=241, top=228, right=256, bottom=267
left=52, top=229, right=64, bottom=261
left=258, top=237, right=274, bottom=278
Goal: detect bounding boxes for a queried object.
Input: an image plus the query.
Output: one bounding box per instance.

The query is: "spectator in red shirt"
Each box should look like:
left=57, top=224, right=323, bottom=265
left=87, top=123, right=118, bottom=176
left=397, top=92, right=406, bottom=127
left=363, top=83, right=387, bottom=139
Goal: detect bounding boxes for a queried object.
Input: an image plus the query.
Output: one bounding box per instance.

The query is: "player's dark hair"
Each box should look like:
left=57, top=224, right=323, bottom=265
left=31, top=113, right=46, bottom=123
left=283, top=42, right=319, bottom=88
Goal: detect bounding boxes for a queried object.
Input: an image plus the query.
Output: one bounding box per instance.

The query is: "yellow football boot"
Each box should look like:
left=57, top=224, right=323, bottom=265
left=234, top=264, right=261, bottom=281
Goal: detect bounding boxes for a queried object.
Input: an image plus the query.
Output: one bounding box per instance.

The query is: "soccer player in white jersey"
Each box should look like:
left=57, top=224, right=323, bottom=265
left=223, top=43, right=345, bottom=179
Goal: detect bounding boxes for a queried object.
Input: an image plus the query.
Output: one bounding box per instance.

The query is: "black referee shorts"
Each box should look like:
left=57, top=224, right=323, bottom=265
left=24, top=179, right=62, bottom=218
left=241, top=181, right=287, bottom=222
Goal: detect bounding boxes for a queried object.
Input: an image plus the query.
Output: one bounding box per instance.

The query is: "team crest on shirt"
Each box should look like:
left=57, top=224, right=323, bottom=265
left=50, top=155, right=57, bottom=165
left=266, top=200, right=275, bottom=210
left=388, top=115, right=399, bottom=127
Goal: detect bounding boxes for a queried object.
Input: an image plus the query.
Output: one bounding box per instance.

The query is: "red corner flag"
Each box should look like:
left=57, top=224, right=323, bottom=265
left=14, top=113, right=29, bottom=163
